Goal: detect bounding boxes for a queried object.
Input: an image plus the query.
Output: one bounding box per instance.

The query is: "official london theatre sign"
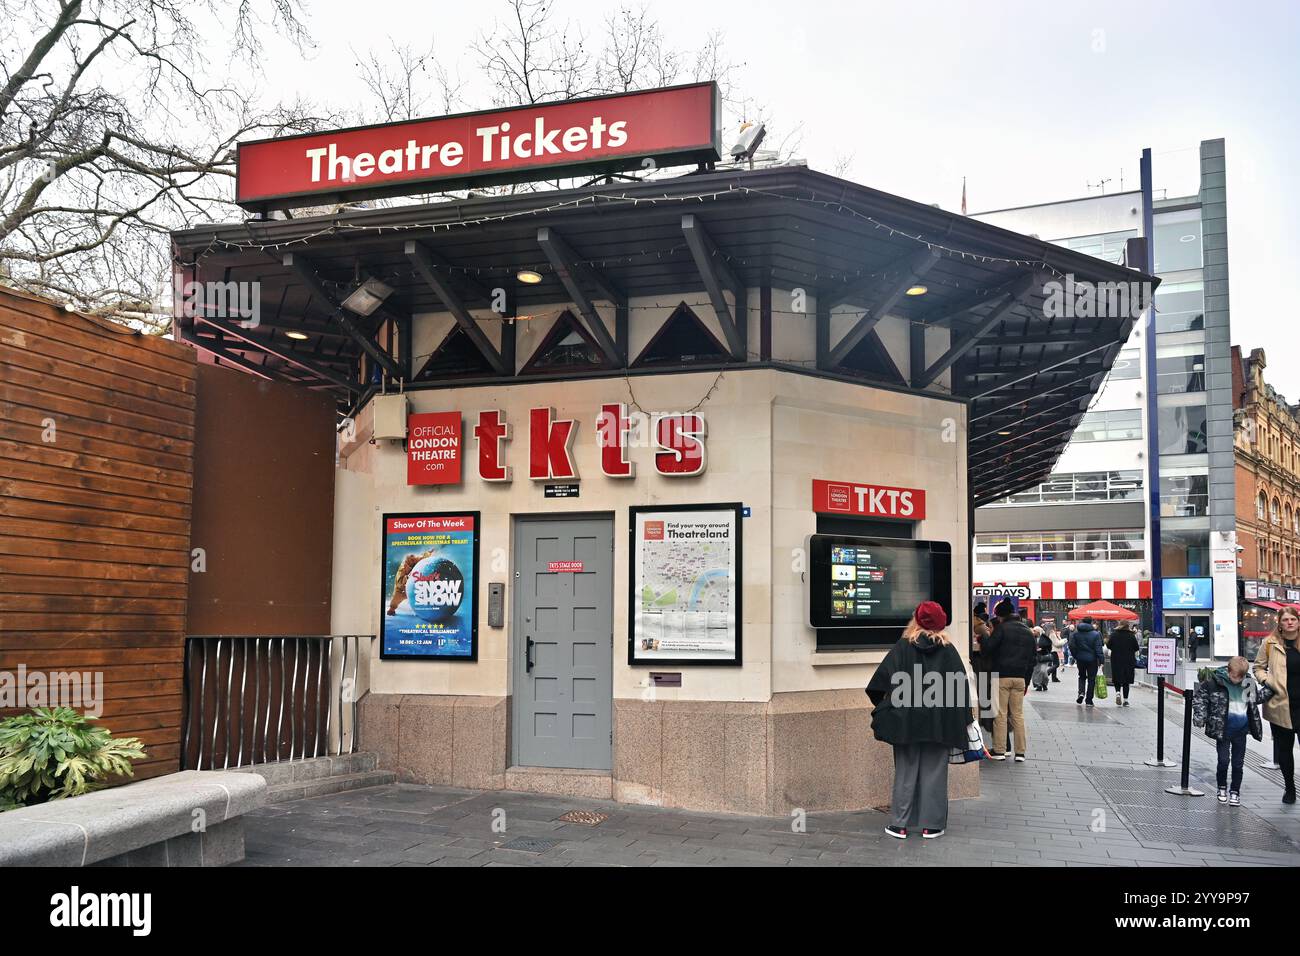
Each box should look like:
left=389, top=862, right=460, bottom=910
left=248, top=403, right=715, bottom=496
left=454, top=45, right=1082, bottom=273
left=811, top=479, right=927, bottom=520
left=236, top=83, right=721, bottom=211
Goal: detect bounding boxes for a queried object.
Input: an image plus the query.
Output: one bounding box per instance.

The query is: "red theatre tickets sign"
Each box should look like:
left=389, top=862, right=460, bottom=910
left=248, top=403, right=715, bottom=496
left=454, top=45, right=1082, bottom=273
left=237, top=83, right=720, bottom=210
left=408, top=412, right=462, bottom=486
left=812, top=479, right=926, bottom=520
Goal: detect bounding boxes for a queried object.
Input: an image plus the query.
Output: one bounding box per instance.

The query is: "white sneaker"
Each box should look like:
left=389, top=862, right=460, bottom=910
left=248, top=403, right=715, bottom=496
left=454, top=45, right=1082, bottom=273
left=1217, top=788, right=1228, bottom=803
left=1014, top=754, right=1026, bottom=763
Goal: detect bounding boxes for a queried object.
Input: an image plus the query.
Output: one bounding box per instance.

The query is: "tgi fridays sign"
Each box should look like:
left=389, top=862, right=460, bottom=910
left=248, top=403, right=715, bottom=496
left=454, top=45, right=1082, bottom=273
left=237, top=84, right=720, bottom=211
left=408, top=404, right=706, bottom=486
left=811, top=479, right=926, bottom=520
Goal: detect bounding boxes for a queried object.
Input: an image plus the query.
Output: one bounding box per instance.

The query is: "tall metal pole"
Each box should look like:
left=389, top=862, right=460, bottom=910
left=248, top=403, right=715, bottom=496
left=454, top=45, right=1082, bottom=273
left=1140, top=148, right=1164, bottom=639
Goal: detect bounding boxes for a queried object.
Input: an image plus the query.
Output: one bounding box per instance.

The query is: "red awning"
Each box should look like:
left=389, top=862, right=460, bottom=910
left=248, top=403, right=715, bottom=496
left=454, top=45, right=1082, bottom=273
left=1067, top=599, right=1139, bottom=621
left=1249, top=600, right=1284, bottom=610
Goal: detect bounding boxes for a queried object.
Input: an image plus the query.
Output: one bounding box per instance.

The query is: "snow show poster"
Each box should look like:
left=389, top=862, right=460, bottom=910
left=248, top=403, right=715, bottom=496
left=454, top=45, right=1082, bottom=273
left=629, top=503, right=742, bottom=666
left=381, top=512, right=479, bottom=660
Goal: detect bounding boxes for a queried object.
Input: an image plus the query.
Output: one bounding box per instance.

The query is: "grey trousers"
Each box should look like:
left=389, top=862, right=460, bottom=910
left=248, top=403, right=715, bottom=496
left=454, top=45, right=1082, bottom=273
left=891, top=742, right=951, bottom=831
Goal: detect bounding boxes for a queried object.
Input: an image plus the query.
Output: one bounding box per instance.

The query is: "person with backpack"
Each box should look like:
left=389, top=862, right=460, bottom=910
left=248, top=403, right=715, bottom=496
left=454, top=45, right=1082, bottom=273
left=1071, top=616, right=1105, bottom=707
left=866, top=601, right=976, bottom=839
left=985, top=599, right=1036, bottom=760
left=1193, top=656, right=1264, bottom=807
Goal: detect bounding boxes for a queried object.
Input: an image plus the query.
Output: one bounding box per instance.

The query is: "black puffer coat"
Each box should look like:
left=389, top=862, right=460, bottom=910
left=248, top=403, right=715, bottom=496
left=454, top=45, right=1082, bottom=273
left=985, top=616, right=1036, bottom=683
left=1108, top=627, right=1139, bottom=686
left=1070, top=622, right=1105, bottom=664
left=866, top=634, right=973, bottom=748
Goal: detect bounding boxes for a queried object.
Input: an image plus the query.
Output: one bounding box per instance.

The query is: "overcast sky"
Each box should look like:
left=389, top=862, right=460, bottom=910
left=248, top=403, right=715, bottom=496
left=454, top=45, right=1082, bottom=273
left=254, top=0, right=1300, bottom=395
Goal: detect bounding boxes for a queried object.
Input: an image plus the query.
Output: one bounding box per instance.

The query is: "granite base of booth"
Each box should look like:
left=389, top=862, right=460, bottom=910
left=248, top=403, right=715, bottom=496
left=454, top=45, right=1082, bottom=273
left=358, top=693, right=510, bottom=791
left=358, top=690, right=978, bottom=815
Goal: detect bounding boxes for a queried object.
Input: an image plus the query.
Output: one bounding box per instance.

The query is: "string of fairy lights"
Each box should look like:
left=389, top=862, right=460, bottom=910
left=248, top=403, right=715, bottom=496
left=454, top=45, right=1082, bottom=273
left=182, top=180, right=1135, bottom=429
left=174, top=182, right=1081, bottom=294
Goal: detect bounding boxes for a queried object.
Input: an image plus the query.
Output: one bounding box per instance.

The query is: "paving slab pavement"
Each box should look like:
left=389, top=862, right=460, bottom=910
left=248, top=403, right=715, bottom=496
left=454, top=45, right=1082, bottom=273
left=236, top=672, right=1300, bottom=867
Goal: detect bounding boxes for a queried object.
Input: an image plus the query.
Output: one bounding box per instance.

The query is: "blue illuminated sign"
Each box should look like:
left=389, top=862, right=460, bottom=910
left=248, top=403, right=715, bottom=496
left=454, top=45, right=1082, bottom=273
left=1161, top=577, right=1213, bottom=611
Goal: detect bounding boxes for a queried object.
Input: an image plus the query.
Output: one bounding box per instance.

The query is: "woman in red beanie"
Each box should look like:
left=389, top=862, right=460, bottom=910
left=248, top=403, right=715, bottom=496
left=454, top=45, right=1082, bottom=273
left=865, top=600, right=976, bottom=839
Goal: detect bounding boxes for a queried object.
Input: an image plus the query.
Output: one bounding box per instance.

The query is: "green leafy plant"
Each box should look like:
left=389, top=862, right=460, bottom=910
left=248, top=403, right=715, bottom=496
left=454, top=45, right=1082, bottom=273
left=0, top=707, right=146, bottom=811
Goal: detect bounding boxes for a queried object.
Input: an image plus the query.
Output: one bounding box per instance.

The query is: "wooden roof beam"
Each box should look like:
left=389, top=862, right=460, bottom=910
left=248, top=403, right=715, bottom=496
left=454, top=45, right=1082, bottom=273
left=827, top=247, right=941, bottom=368
left=681, top=214, right=746, bottom=361
left=536, top=226, right=623, bottom=367
left=405, top=240, right=508, bottom=376
left=194, top=313, right=362, bottom=393
left=913, top=274, right=1036, bottom=389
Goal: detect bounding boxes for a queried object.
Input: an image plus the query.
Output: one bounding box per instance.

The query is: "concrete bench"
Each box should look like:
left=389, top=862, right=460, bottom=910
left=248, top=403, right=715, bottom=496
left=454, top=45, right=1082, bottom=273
left=0, top=770, right=266, bottom=867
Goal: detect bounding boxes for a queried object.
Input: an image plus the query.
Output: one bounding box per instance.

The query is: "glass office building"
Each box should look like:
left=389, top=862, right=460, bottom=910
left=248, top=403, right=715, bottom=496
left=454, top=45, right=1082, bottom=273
left=969, top=140, right=1237, bottom=660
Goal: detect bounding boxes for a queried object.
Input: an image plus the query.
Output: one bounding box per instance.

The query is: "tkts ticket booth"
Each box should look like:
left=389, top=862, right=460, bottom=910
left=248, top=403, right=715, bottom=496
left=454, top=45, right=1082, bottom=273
left=170, top=84, right=1153, bottom=814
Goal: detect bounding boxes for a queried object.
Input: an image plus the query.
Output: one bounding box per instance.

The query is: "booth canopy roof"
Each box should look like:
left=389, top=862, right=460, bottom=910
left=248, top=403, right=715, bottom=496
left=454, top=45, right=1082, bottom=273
left=170, top=164, right=1156, bottom=504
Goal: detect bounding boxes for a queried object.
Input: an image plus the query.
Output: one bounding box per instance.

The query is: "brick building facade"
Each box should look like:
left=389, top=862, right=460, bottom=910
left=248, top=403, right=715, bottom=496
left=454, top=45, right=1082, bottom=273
left=1233, top=346, right=1300, bottom=607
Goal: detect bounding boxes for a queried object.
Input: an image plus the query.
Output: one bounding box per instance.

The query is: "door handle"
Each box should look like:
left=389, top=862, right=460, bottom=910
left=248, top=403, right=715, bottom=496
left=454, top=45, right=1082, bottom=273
left=526, top=636, right=535, bottom=674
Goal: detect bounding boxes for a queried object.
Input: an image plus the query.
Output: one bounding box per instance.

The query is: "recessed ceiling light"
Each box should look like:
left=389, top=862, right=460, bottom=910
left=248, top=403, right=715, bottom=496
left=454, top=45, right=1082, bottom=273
left=998, top=430, right=1012, bottom=436
left=905, top=285, right=928, bottom=296
left=517, top=270, right=543, bottom=284
left=285, top=330, right=309, bottom=341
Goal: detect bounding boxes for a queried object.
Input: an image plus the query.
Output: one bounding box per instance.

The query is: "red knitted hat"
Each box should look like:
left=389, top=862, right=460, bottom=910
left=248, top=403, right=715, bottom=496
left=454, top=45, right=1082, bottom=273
left=915, top=601, right=948, bottom=633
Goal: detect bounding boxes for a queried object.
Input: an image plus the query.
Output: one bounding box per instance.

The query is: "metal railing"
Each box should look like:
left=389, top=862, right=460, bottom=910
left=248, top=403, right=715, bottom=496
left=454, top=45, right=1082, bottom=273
left=181, top=636, right=371, bottom=771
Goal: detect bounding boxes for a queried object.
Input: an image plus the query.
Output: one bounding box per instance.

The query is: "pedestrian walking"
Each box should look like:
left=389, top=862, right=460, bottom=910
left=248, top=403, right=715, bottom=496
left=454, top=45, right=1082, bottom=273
left=1193, top=657, right=1264, bottom=807
left=985, top=599, right=1035, bottom=761
left=1048, top=625, right=1066, bottom=682
left=972, top=602, right=994, bottom=731
left=1031, top=626, right=1053, bottom=692
left=1071, top=616, right=1105, bottom=707
left=1107, top=622, right=1139, bottom=706
left=866, top=601, right=976, bottom=840
left=1251, top=604, right=1300, bottom=804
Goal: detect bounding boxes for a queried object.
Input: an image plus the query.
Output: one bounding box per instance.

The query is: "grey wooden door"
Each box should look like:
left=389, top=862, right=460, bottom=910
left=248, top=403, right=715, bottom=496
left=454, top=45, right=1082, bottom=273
left=512, top=516, right=613, bottom=770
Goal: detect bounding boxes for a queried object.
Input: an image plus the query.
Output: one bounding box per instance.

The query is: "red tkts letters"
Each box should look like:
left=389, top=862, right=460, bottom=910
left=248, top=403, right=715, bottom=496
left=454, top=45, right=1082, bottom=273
left=528, top=407, right=579, bottom=480
left=474, top=410, right=511, bottom=482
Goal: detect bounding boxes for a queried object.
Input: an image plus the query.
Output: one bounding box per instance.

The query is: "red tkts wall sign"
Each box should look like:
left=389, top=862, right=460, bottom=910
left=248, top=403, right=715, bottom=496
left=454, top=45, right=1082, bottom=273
left=407, top=404, right=706, bottom=486
left=237, top=83, right=720, bottom=210
left=812, top=479, right=926, bottom=520
left=408, top=412, right=462, bottom=486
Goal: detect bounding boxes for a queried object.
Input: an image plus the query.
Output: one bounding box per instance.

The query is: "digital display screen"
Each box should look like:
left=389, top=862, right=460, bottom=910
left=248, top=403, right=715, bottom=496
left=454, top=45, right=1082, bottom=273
left=809, top=535, right=951, bottom=642
left=1162, top=577, right=1213, bottom=611
left=827, top=545, right=929, bottom=621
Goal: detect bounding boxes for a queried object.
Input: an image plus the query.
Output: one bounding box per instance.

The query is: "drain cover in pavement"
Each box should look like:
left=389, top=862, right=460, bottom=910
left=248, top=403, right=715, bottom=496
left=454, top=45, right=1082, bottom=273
left=556, top=809, right=608, bottom=826
left=1030, top=702, right=1113, bottom=722
left=1081, top=764, right=1296, bottom=853
left=499, top=836, right=560, bottom=853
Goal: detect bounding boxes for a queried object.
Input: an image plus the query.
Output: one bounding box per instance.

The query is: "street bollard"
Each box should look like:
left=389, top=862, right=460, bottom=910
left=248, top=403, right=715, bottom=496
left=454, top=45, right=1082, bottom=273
left=1165, top=683, right=1205, bottom=797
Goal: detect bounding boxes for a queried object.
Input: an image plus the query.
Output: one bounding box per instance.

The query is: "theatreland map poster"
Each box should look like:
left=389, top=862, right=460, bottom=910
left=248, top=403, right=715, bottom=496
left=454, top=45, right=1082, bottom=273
left=380, top=512, right=479, bottom=661
left=628, top=503, right=742, bottom=666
